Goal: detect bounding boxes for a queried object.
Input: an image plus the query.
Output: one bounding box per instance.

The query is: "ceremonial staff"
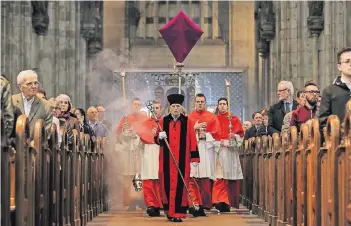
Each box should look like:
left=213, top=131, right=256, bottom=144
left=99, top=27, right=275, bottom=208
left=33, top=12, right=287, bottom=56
left=225, top=79, right=237, bottom=147
left=146, top=100, right=200, bottom=215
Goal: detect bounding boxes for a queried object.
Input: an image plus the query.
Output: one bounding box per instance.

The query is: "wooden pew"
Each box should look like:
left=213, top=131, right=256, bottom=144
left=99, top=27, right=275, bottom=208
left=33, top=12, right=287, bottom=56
left=34, top=119, right=50, bottom=226
left=48, top=123, right=60, bottom=226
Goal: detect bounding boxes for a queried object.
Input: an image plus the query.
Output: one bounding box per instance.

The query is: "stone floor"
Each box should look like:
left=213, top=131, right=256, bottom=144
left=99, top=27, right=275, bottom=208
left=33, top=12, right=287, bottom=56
left=87, top=205, right=268, bottom=226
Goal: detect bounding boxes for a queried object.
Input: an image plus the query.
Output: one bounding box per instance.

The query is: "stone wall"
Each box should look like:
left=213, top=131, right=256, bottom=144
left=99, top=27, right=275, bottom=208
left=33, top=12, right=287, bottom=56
left=256, top=1, right=351, bottom=108
left=0, top=1, right=102, bottom=109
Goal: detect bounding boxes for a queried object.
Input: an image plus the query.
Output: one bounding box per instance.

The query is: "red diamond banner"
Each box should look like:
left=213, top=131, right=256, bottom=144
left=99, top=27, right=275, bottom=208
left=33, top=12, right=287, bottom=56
left=159, top=10, right=203, bottom=63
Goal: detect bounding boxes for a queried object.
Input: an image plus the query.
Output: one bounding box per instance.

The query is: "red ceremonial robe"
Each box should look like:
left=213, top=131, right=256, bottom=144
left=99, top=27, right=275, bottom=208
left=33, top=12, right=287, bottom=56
left=213, top=112, right=244, bottom=208
left=115, top=113, right=148, bottom=207
left=187, top=110, right=221, bottom=209
left=155, top=114, right=199, bottom=219
left=137, top=117, right=163, bottom=209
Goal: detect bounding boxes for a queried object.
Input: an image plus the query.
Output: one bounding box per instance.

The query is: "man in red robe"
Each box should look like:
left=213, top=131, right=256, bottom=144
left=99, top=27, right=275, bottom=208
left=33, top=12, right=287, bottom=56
left=213, top=97, right=244, bottom=212
left=115, top=98, right=148, bottom=210
left=155, top=94, right=199, bottom=223
left=187, top=93, right=221, bottom=215
left=136, top=100, right=163, bottom=217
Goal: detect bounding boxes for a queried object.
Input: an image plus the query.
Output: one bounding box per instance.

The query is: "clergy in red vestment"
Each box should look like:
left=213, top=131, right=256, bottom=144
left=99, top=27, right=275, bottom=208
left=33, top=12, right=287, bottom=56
left=136, top=100, right=163, bottom=217
left=213, top=97, right=244, bottom=212
left=115, top=98, right=148, bottom=210
left=155, top=94, right=199, bottom=223
left=187, top=93, right=221, bottom=215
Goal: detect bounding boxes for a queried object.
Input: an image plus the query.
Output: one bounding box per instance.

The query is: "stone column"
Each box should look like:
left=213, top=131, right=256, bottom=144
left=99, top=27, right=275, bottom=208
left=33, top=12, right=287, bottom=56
left=153, top=2, right=158, bottom=41
left=137, top=1, right=145, bottom=38
left=200, top=1, right=208, bottom=40
left=307, top=2, right=324, bottom=87
left=212, top=1, right=219, bottom=39
left=255, top=1, right=275, bottom=107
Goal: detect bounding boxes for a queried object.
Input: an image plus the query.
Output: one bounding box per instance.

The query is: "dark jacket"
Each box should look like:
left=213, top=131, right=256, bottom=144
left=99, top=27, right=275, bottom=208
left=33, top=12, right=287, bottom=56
left=244, top=124, right=268, bottom=140
left=319, top=76, right=351, bottom=130
left=268, top=100, right=299, bottom=136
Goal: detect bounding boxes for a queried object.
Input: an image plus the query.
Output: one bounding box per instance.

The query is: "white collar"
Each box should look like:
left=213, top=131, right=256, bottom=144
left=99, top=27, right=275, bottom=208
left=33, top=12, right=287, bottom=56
left=21, top=93, right=35, bottom=103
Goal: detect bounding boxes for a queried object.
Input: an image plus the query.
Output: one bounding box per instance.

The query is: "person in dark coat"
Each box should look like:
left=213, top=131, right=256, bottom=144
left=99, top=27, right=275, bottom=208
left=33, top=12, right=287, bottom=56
left=319, top=47, right=351, bottom=131
left=267, top=81, right=298, bottom=135
left=155, top=94, right=200, bottom=223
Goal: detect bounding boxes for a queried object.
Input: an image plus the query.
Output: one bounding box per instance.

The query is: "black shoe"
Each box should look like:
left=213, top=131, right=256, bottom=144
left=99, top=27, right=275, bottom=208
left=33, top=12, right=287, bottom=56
left=198, top=207, right=207, bottom=217
left=171, top=218, right=183, bottom=222
left=166, top=215, right=173, bottom=220
left=146, top=206, right=160, bottom=217
left=214, top=202, right=230, bottom=213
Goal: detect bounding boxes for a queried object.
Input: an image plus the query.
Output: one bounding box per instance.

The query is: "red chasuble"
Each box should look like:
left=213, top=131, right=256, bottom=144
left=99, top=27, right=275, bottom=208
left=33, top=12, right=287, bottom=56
left=115, top=113, right=149, bottom=136
left=188, top=110, right=222, bottom=140
left=216, top=112, right=244, bottom=138
left=155, top=114, right=199, bottom=218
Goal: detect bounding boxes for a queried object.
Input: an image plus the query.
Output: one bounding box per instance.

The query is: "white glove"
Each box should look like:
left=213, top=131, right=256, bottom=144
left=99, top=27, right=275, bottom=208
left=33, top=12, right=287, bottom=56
left=158, top=131, right=167, bottom=140
left=191, top=162, right=199, bottom=167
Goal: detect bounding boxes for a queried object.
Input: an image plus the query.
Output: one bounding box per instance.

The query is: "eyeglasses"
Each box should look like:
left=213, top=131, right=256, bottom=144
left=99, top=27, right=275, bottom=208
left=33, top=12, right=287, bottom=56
left=304, top=90, right=320, bottom=94
left=277, top=88, right=288, bottom=93
left=24, top=81, right=40, bottom=87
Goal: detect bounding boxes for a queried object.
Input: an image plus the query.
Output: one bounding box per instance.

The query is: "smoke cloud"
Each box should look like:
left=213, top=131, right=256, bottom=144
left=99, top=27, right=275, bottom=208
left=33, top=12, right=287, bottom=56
left=88, top=49, right=155, bottom=210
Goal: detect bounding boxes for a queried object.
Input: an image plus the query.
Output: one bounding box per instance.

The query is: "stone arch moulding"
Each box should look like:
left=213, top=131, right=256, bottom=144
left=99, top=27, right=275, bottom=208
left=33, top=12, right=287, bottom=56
left=307, top=1, right=324, bottom=36
left=31, top=1, right=49, bottom=36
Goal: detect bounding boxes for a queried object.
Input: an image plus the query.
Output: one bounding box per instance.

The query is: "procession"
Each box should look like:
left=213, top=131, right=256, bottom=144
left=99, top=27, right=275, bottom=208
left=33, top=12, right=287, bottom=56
left=2, top=1, right=351, bottom=226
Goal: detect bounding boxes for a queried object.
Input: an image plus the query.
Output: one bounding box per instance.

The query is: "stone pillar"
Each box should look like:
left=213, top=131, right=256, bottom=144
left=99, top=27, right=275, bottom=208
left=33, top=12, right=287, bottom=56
left=137, top=1, right=145, bottom=38
left=153, top=2, right=158, bottom=41
left=255, top=1, right=275, bottom=107
left=212, top=1, right=219, bottom=39
left=307, top=1, right=324, bottom=87
left=200, top=1, right=207, bottom=40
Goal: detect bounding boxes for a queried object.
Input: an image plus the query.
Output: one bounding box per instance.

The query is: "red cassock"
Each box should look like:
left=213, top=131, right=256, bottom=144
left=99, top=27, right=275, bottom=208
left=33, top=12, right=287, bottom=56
left=155, top=114, right=200, bottom=219
left=136, top=117, right=163, bottom=209
left=187, top=110, right=222, bottom=140
left=187, top=110, right=221, bottom=209
left=216, top=112, right=244, bottom=139
left=213, top=112, right=244, bottom=208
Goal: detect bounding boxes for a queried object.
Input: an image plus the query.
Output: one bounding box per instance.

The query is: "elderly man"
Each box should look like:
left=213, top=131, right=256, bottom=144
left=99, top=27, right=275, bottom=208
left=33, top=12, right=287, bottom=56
left=187, top=93, right=221, bottom=215
left=96, top=106, right=112, bottom=130
left=12, top=70, right=52, bottom=137
left=86, top=106, right=108, bottom=138
left=155, top=94, right=199, bottom=223
left=267, top=81, right=298, bottom=135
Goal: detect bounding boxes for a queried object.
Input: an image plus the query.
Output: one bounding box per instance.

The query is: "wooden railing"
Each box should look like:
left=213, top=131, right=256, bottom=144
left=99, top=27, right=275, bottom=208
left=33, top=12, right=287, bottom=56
left=240, top=111, right=351, bottom=226
left=1, top=115, right=109, bottom=226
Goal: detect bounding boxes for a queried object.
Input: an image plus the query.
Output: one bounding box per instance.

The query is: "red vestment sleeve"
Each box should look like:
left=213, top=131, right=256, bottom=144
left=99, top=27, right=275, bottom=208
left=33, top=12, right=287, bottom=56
left=231, top=116, right=244, bottom=137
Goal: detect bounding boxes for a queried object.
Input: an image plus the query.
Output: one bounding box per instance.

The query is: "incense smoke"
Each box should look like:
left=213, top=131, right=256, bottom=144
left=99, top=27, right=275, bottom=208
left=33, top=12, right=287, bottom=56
left=87, top=49, right=156, bottom=210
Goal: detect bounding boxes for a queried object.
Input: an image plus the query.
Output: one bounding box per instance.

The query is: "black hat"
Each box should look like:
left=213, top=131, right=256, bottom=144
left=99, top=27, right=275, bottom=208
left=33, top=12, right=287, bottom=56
left=167, top=94, right=184, bottom=105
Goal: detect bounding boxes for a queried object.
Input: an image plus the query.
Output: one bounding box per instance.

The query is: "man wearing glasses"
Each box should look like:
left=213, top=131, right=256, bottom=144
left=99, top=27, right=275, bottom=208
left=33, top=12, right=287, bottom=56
left=319, top=47, right=351, bottom=130
left=12, top=70, right=52, bottom=137
left=268, top=80, right=298, bottom=135
left=290, top=81, right=320, bottom=131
